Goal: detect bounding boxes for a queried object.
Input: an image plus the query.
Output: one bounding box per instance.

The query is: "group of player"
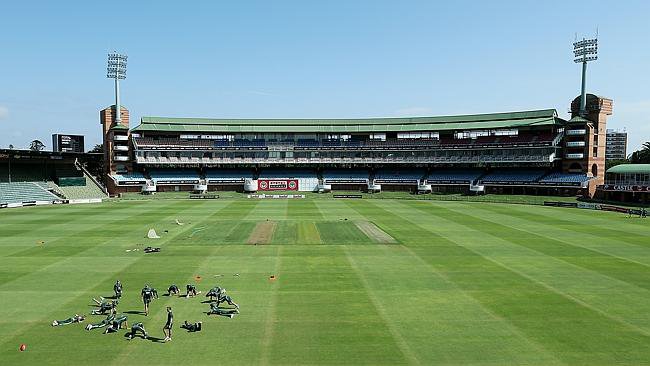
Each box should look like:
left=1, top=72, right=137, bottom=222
left=51, top=279, right=240, bottom=342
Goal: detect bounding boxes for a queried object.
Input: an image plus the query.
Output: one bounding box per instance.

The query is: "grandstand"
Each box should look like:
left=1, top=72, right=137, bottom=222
left=99, top=94, right=612, bottom=197
left=0, top=182, right=60, bottom=206
left=0, top=149, right=106, bottom=207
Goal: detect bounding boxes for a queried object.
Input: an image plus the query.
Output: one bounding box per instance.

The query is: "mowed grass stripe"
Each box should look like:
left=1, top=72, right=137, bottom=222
left=297, top=222, right=321, bottom=244
left=287, top=199, right=323, bottom=220
left=467, top=203, right=650, bottom=267
left=316, top=221, right=370, bottom=244
left=3, top=199, right=259, bottom=365
left=0, top=201, right=138, bottom=242
left=342, top=200, right=563, bottom=364
left=5, top=201, right=194, bottom=258
left=0, top=200, right=211, bottom=357
left=271, top=221, right=298, bottom=244
left=486, top=203, right=650, bottom=248
left=342, top=246, right=421, bottom=365
left=429, top=202, right=650, bottom=292
left=387, top=200, right=650, bottom=364
left=245, top=200, right=288, bottom=221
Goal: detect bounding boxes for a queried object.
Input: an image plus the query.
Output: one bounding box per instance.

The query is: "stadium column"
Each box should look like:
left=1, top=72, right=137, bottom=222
left=564, top=94, right=613, bottom=197
left=100, top=105, right=131, bottom=194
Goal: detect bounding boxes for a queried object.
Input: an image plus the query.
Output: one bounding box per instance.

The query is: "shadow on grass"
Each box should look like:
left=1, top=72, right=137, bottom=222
left=124, top=310, right=146, bottom=315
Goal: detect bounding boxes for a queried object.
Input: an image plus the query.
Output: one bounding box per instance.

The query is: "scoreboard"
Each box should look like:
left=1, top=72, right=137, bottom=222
left=52, top=134, right=85, bottom=153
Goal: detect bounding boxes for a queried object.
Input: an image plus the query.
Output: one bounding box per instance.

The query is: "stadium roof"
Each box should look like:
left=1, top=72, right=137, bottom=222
left=606, top=164, right=650, bottom=174
left=132, top=109, right=563, bottom=133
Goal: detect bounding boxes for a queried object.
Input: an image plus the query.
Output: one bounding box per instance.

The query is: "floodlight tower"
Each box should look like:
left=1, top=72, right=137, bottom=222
left=107, top=52, right=128, bottom=124
left=573, top=37, right=598, bottom=117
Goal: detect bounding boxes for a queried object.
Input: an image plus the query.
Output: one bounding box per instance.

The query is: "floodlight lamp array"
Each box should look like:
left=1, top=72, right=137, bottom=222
left=107, top=53, right=128, bottom=79
left=573, top=38, right=598, bottom=63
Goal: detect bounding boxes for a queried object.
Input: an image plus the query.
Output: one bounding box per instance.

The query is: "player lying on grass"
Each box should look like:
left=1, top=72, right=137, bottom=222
left=114, top=279, right=123, bottom=299
left=144, top=246, right=161, bottom=253
left=206, top=286, right=224, bottom=301
left=181, top=321, right=202, bottom=332
left=215, top=294, right=239, bottom=309
left=127, top=322, right=148, bottom=340
left=51, top=314, right=85, bottom=326
left=167, top=284, right=180, bottom=296
left=85, top=312, right=116, bottom=331
left=185, top=284, right=200, bottom=298
left=103, top=314, right=129, bottom=334
left=207, top=303, right=239, bottom=318
left=141, top=284, right=158, bottom=316
left=91, top=299, right=118, bottom=315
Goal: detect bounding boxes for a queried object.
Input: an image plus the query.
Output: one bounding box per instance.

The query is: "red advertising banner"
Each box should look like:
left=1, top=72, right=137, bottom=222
left=258, top=179, right=299, bottom=191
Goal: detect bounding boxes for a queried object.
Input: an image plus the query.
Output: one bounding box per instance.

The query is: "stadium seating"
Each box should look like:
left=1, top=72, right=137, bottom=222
left=53, top=176, right=107, bottom=200
left=539, top=172, right=590, bottom=184
left=112, top=172, right=147, bottom=183
left=481, top=169, right=546, bottom=183
left=322, top=169, right=369, bottom=183
left=0, top=182, right=60, bottom=204
left=205, top=169, right=253, bottom=182
left=427, top=169, right=483, bottom=183
left=374, top=168, right=425, bottom=182
left=149, top=169, right=200, bottom=184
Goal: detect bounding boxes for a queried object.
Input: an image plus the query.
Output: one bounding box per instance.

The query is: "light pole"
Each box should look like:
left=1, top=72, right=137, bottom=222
left=573, top=38, right=598, bottom=116
left=107, top=52, right=127, bottom=124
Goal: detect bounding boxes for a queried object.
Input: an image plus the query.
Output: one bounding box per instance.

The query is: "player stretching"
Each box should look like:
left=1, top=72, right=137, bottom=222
left=181, top=321, right=202, bottom=332
left=127, top=322, right=148, bottom=340
left=206, top=286, right=224, bottom=301
left=207, top=303, right=239, bottom=318
left=85, top=312, right=116, bottom=331
left=52, top=314, right=85, bottom=326
left=185, top=284, right=200, bottom=298
left=104, top=314, right=129, bottom=334
left=167, top=284, right=180, bottom=296
left=216, top=293, right=239, bottom=309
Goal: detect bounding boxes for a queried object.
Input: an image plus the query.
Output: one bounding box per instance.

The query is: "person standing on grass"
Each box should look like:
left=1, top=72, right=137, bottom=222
left=163, top=306, right=173, bottom=341
left=141, top=284, right=154, bottom=316
left=114, top=279, right=122, bottom=299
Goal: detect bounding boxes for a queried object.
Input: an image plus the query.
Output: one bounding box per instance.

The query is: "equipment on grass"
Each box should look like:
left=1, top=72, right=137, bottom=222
left=147, top=228, right=160, bottom=239
left=19, top=344, right=26, bottom=351
left=175, top=219, right=185, bottom=226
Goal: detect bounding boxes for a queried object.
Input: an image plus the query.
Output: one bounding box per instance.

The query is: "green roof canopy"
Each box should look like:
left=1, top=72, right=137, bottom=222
left=607, top=164, right=650, bottom=175
left=132, top=109, right=563, bottom=134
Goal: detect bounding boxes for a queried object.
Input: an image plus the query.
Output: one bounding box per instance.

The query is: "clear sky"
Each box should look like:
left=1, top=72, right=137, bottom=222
left=1, top=0, right=648, bottom=151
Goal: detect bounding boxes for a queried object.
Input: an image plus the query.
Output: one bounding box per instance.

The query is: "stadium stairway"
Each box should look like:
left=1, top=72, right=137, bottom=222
left=50, top=174, right=108, bottom=200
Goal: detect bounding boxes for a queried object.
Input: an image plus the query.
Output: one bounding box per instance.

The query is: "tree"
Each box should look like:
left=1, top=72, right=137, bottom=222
left=8, top=144, right=14, bottom=150
left=605, top=158, right=629, bottom=171
left=89, top=144, right=104, bottom=153
left=630, top=142, right=650, bottom=164
left=29, top=140, right=45, bottom=151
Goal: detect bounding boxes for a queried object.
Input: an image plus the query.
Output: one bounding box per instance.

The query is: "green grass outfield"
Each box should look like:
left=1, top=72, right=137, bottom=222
left=1, top=198, right=649, bottom=365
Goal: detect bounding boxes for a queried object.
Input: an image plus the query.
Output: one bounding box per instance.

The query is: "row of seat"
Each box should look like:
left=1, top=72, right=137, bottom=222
left=0, top=182, right=60, bottom=204
left=111, top=169, right=590, bottom=185
left=134, top=134, right=557, bottom=150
